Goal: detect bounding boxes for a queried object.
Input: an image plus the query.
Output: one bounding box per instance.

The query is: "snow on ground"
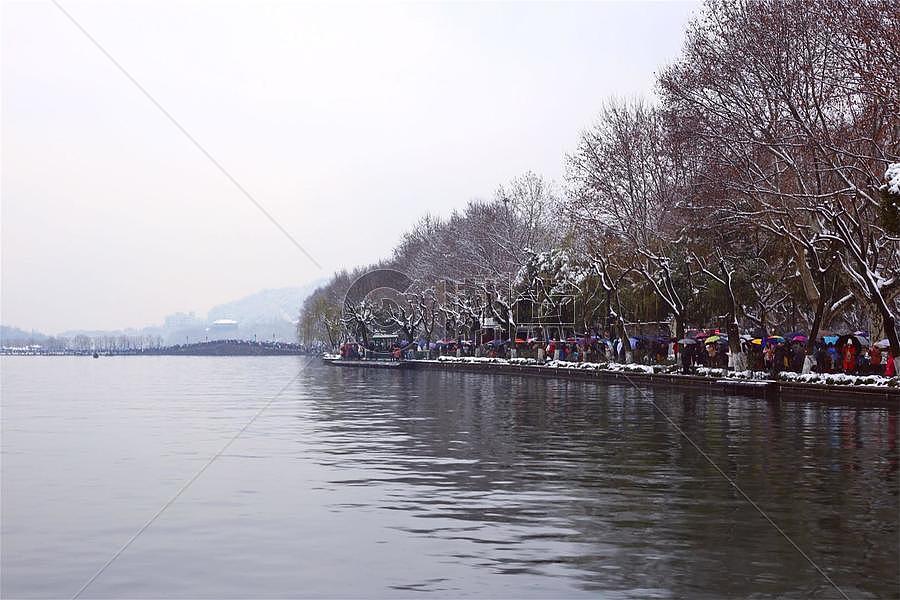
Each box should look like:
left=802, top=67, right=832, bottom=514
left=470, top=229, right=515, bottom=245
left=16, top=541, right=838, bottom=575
left=777, top=371, right=897, bottom=387
left=436, top=355, right=508, bottom=364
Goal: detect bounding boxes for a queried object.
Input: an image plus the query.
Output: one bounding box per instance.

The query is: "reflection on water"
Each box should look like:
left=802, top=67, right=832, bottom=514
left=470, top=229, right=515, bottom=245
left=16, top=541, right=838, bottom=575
left=1, top=357, right=897, bottom=598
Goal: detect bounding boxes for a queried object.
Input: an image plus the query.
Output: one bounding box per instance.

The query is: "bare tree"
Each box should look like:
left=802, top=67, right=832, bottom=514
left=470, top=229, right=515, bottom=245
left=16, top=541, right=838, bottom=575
left=342, top=300, right=377, bottom=347
left=387, top=293, right=422, bottom=345
left=659, top=0, right=899, bottom=360
left=566, top=99, right=693, bottom=339
left=414, top=288, right=440, bottom=350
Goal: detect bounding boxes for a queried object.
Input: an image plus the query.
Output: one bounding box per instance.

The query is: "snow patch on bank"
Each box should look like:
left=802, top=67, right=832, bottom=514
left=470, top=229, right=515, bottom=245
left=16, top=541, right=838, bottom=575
left=436, top=355, right=507, bottom=364
left=777, top=371, right=897, bottom=387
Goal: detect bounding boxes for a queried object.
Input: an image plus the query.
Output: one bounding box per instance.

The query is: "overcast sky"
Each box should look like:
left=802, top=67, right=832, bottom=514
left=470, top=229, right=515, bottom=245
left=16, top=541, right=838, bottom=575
left=2, top=0, right=698, bottom=334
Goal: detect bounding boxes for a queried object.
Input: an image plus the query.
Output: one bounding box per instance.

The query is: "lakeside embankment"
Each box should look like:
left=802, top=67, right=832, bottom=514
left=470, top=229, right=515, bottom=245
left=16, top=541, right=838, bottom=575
left=325, top=355, right=900, bottom=403
left=1, top=340, right=310, bottom=357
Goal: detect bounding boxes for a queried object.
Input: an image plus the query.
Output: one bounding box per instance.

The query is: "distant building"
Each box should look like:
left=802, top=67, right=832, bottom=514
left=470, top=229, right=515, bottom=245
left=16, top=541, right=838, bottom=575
left=164, top=311, right=202, bottom=331
left=207, top=319, right=239, bottom=339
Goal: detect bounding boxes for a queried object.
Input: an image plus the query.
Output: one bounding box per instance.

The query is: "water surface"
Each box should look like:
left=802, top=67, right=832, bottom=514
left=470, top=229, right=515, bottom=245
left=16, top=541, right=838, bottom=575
left=2, top=356, right=897, bottom=598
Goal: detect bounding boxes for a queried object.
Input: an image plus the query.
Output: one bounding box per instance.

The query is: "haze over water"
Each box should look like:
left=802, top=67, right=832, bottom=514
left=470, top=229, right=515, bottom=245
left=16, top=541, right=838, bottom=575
left=2, top=356, right=897, bottom=598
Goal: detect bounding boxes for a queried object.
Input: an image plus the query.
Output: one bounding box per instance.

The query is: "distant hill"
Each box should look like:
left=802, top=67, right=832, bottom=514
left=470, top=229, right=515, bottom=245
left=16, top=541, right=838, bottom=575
left=204, top=280, right=326, bottom=342
left=0, top=325, right=49, bottom=344
left=207, top=282, right=323, bottom=326
left=3, top=279, right=326, bottom=344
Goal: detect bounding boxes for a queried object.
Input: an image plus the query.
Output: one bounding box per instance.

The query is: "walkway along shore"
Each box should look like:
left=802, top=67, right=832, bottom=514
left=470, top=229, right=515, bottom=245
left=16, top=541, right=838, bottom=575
left=324, top=356, right=900, bottom=404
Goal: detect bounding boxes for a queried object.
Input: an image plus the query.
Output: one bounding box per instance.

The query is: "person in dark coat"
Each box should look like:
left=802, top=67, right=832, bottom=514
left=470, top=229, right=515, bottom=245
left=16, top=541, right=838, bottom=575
left=681, top=343, right=693, bottom=374
left=815, top=342, right=829, bottom=373
left=870, top=344, right=883, bottom=375
left=694, top=343, right=708, bottom=367
left=771, top=342, right=789, bottom=377
left=791, top=343, right=805, bottom=372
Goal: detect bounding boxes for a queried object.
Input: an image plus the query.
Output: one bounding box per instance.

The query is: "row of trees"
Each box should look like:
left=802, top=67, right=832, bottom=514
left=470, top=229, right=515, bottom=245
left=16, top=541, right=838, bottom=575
left=300, top=0, right=899, bottom=371
left=2, top=334, right=168, bottom=352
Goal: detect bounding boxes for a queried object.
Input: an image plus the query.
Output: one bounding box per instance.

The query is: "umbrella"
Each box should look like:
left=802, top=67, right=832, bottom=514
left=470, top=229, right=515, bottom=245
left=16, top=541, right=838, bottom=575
left=836, top=334, right=869, bottom=348
left=751, top=336, right=782, bottom=345
left=740, top=334, right=753, bottom=341
left=514, top=338, right=526, bottom=344
left=790, top=335, right=808, bottom=343
left=823, top=335, right=839, bottom=345
left=705, top=335, right=721, bottom=344
left=677, top=338, right=697, bottom=345
left=694, top=332, right=709, bottom=339
left=874, top=338, right=890, bottom=349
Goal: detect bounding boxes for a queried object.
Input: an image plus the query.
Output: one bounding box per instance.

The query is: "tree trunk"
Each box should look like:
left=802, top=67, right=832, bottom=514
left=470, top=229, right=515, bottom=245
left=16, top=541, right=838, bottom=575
left=877, top=303, right=900, bottom=368
left=618, top=318, right=633, bottom=363
left=867, top=303, right=887, bottom=342
left=805, top=294, right=826, bottom=356
left=862, top=283, right=900, bottom=365
left=726, top=321, right=746, bottom=372
left=674, top=314, right=685, bottom=342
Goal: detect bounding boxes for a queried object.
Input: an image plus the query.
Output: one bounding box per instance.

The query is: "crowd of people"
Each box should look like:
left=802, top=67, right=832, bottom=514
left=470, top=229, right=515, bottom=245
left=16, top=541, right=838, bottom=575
left=338, top=329, right=897, bottom=380
left=676, top=337, right=895, bottom=377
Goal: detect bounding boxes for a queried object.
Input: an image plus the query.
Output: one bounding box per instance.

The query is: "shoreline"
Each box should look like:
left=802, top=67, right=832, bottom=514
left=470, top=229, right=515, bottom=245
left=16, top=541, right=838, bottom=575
left=0, top=340, right=310, bottom=357
left=326, top=357, right=900, bottom=404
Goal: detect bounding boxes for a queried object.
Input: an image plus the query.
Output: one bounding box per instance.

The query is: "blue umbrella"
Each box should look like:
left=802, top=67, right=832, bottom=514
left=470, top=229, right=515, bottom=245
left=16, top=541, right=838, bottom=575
left=823, top=335, right=839, bottom=345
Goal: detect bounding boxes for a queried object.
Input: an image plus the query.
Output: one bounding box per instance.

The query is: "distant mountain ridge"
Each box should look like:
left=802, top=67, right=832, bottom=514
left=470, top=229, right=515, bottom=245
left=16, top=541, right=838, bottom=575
left=2, top=279, right=326, bottom=343
left=202, top=281, right=326, bottom=342
left=1, top=325, right=49, bottom=343
left=207, top=283, right=323, bottom=327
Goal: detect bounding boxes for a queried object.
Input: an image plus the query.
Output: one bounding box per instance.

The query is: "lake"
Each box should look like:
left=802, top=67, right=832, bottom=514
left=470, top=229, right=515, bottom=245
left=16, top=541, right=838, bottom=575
left=2, top=356, right=897, bottom=598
